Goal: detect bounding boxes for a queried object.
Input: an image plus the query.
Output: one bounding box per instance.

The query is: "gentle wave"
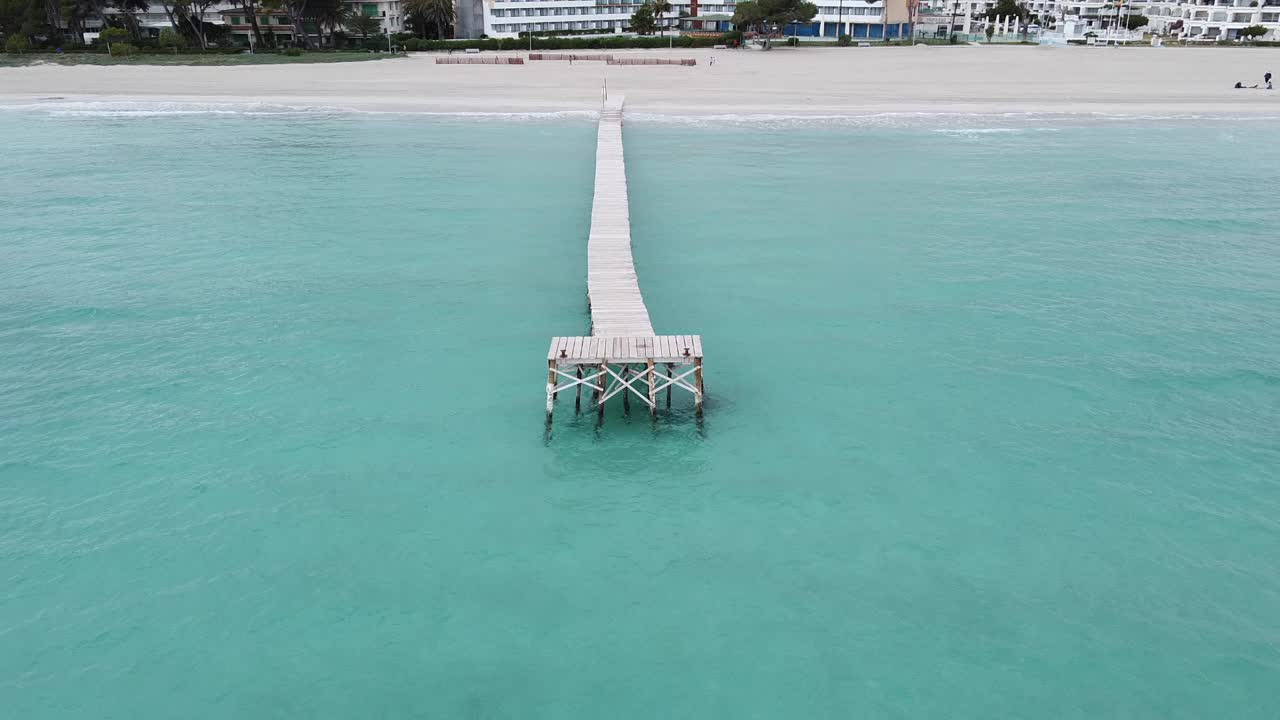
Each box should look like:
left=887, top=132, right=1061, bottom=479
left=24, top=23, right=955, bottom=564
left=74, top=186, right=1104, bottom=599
left=0, top=100, right=599, bottom=120
left=626, top=110, right=1280, bottom=129
left=4, top=100, right=1280, bottom=128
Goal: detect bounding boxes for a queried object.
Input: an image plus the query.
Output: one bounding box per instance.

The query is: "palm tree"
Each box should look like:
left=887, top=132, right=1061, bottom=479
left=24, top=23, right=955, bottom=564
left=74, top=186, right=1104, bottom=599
left=405, top=0, right=453, bottom=39
left=307, top=0, right=352, bottom=46
left=652, top=0, right=671, bottom=35
left=346, top=11, right=381, bottom=39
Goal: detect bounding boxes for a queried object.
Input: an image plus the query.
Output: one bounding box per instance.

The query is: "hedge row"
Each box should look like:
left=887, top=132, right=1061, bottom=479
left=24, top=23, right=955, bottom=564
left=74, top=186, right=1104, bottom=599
left=4, top=44, right=248, bottom=54
left=414, top=34, right=733, bottom=52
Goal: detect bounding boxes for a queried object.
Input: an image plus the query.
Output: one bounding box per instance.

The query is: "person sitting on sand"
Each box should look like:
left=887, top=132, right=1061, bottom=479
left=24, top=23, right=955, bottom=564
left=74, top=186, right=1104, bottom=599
left=1234, top=81, right=1259, bottom=89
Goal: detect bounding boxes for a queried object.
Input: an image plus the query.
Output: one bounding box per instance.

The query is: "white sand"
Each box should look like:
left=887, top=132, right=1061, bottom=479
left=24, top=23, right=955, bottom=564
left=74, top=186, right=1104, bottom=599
left=2, top=46, right=1279, bottom=115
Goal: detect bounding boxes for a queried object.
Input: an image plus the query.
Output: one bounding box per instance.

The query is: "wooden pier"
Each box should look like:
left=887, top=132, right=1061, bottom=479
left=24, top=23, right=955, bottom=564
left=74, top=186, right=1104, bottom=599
left=545, top=97, right=704, bottom=424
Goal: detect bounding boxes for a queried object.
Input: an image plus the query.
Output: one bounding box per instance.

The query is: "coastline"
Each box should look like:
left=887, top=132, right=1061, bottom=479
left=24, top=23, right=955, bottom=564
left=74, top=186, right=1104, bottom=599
left=3, top=46, right=1280, bottom=116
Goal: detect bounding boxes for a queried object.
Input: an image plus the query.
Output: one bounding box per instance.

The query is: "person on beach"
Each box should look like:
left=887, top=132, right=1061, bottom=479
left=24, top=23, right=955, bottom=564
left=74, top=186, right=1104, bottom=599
left=1234, top=81, right=1258, bottom=89
left=1266, top=72, right=1272, bottom=85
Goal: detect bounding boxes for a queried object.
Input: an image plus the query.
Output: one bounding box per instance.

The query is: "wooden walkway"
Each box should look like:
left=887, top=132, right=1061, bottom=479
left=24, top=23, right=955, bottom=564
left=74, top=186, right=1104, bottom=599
left=544, top=97, right=704, bottom=423
left=587, top=97, right=654, bottom=338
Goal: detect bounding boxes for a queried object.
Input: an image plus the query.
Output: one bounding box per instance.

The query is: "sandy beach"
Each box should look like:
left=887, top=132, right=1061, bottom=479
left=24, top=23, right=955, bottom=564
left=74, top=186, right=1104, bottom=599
left=2, top=45, right=1279, bottom=116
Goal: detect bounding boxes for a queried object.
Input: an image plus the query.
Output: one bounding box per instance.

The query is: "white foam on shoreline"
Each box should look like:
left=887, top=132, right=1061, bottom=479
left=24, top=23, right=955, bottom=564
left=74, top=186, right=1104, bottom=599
left=3, top=99, right=1279, bottom=127
left=0, top=100, right=599, bottom=120
left=625, top=110, right=1280, bottom=130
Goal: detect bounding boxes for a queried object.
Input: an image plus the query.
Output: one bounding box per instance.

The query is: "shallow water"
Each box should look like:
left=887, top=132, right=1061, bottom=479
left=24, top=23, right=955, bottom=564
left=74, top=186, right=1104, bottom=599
left=2, top=107, right=1279, bottom=718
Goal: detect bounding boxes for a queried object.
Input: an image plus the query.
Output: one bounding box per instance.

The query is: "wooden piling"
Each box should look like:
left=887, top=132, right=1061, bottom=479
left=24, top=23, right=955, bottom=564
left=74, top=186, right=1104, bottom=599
left=598, top=362, right=607, bottom=421
left=622, top=366, right=630, bottom=414
left=665, top=363, right=673, bottom=408
left=647, top=359, right=657, bottom=418
left=694, top=357, right=704, bottom=417
left=546, top=360, right=556, bottom=422
left=574, top=365, right=582, bottom=413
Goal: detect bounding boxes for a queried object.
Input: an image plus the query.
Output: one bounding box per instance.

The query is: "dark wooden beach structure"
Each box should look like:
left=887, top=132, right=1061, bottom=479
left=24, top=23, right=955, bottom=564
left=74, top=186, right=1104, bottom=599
left=545, top=98, right=704, bottom=424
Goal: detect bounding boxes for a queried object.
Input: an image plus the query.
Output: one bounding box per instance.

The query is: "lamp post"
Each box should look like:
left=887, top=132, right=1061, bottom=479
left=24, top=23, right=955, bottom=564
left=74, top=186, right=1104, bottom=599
left=948, top=0, right=960, bottom=41
left=837, top=0, right=844, bottom=42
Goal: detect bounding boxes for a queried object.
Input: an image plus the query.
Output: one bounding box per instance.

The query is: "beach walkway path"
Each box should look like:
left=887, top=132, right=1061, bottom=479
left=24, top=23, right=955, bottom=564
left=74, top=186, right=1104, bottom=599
left=545, top=97, right=704, bottom=423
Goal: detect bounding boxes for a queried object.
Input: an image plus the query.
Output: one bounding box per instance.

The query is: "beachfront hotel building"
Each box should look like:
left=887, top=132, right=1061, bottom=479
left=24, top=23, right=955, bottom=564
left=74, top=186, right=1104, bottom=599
left=925, top=0, right=1280, bottom=39
left=1143, top=0, right=1280, bottom=41
left=458, top=0, right=913, bottom=40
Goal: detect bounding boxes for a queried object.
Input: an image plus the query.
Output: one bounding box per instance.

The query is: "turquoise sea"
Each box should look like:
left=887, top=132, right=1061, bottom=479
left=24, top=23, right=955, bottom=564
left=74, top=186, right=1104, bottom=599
left=2, top=105, right=1279, bottom=718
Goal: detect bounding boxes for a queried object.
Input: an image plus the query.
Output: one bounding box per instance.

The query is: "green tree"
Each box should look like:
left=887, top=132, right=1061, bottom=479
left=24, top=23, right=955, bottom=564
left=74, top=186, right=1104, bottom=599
left=731, top=0, right=766, bottom=30
left=2, top=0, right=57, bottom=42
left=404, top=0, right=452, bottom=39
left=57, top=0, right=99, bottom=44
left=1123, top=13, right=1147, bottom=30
left=1239, top=23, right=1267, bottom=39
left=345, top=11, right=380, bottom=38
left=159, top=0, right=218, bottom=49
left=985, top=23, right=994, bottom=41
left=109, top=0, right=149, bottom=40
left=99, top=24, right=129, bottom=42
left=5, top=32, right=30, bottom=51
left=271, top=0, right=313, bottom=47
left=629, top=1, right=656, bottom=34
left=984, top=0, right=1027, bottom=21
left=233, top=0, right=267, bottom=47
left=732, top=0, right=816, bottom=33
left=652, top=0, right=670, bottom=35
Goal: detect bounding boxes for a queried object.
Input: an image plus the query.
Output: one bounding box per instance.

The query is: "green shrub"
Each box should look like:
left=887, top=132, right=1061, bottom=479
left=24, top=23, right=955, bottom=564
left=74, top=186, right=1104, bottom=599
left=282, top=46, right=304, bottom=56
left=837, top=33, right=851, bottom=46
left=5, top=34, right=30, bottom=53
left=722, top=30, right=743, bottom=45
left=403, top=37, right=421, bottom=50
left=110, top=42, right=139, bottom=56
left=158, top=28, right=185, bottom=49
left=100, top=27, right=131, bottom=43
left=420, top=34, right=727, bottom=51
left=787, top=36, right=798, bottom=46
left=1239, top=24, right=1268, bottom=40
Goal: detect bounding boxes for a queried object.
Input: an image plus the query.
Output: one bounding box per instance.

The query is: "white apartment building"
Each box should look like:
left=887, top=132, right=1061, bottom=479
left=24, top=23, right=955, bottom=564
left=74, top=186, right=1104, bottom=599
left=1144, top=0, right=1280, bottom=40
left=927, top=0, right=1280, bottom=38
left=460, top=0, right=908, bottom=41
left=480, top=0, right=688, bottom=37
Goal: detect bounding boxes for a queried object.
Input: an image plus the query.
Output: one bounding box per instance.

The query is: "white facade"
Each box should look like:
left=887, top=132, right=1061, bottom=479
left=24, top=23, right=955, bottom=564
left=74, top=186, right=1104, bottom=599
left=476, top=0, right=895, bottom=40
left=352, top=0, right=409, bottom=33
left=927, top=0, right=1280, bottom=39
left=484, top=0, right=687, bottom=37
left=1144, top=0, right=1280, bottom=40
